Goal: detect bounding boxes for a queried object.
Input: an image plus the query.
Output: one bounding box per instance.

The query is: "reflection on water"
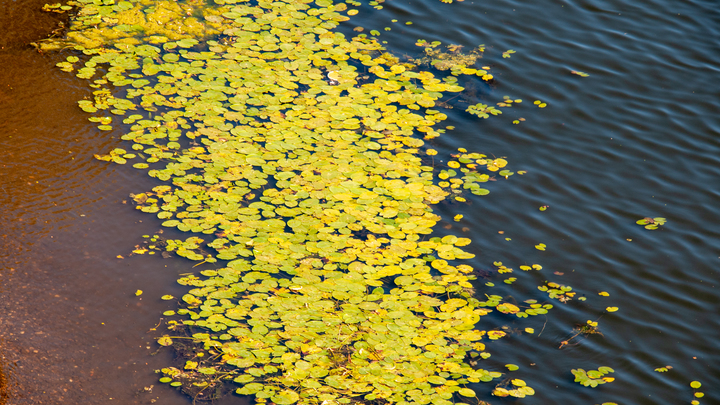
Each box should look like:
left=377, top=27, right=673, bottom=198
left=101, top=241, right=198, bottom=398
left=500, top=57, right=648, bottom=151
left=1, top=0, right=719, bottom=403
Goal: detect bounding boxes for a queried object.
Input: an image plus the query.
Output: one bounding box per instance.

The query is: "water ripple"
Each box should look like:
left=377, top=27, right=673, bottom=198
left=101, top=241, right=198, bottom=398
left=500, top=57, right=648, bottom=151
left=1, top=0, right=719, bottom=402
left=404, top=0, right=720, bottom=401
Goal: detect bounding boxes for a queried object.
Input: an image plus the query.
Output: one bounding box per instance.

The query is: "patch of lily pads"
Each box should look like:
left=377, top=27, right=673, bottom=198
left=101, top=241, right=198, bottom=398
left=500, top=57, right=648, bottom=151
left=571, top=367, right=615, bottom=388
left=39, top=0, right=623, bottom=402
left=636, top=217, right=666, bottom=230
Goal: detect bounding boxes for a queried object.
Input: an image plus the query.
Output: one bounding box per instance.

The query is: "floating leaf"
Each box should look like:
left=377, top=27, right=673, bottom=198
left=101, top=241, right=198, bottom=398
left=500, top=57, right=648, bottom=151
left=457, top=388, right=475, bottom=397
left=272, top=390, right=300, bottom=404
left=158, top=336, right=173, bottom=346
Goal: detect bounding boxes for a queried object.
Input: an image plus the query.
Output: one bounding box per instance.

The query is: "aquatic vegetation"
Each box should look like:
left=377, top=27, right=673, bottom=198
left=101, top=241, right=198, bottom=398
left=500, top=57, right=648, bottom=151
left=538, top=281, right=574, bottom=302
left=690, top=380, right=704, bottom=404
left=491, top=378, right=534, bottom=398
left=39, top=0, right=623, bottom=402
left=636, top=217, right=666, bottom=230
left=558, top=320, right=602, bottom=349
left=466, top=103, right=501, bottom=119
left=42, top=2, right=73, bottom=13
left=571, top=366, right=615, bottom=388
left=410, top=41, right=490, bottom=77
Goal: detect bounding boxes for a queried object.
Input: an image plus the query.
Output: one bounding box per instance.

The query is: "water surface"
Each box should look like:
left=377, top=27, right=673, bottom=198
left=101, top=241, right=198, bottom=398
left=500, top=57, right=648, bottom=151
left=1, top=0, right=718, bottom=403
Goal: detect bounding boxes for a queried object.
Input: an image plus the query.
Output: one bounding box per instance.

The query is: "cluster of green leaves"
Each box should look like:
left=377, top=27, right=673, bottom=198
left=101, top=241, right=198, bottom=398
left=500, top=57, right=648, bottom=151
left=491, top=378, right=534, bottom=398
left=95, top=147, right=135, bottom=164
left=410, top=43, right=490, bottom=78
left=434, top=150, right=512, bottom=200
left=538, top=281, right=575, bottom=303
left=466, top=104, right=501, bottom=119
left=36, top=0, right=226, bottom=52
left=476, top=295, right=553, bottom=319
left=571, top=367, right=615, bottom=388
left=38, top=0, right=594, bottom=403
left=636, top=217, right=666, bottom=230
left=42, top=2, right=73, bottom=13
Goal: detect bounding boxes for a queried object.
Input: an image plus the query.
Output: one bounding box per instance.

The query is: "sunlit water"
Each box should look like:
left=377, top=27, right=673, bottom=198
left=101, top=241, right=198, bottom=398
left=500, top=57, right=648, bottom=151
left=1, top=0, right=718, bottom=403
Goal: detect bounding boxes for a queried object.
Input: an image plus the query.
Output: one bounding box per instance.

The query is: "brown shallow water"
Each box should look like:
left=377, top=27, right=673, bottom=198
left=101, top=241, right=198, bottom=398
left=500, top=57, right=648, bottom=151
left=0, top=1, right=199, bottom=403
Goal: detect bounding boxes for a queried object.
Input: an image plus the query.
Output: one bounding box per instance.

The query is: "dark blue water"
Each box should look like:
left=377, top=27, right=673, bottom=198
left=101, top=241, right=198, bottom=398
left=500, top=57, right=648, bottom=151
left=1, top=0, right=718, bottom=403
left=366, top=0, right=720, bottom=402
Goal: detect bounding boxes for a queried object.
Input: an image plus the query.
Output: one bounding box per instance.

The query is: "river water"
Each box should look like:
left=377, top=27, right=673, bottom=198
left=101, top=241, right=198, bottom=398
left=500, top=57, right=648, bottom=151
left=0, top=0, right=718, bottom=404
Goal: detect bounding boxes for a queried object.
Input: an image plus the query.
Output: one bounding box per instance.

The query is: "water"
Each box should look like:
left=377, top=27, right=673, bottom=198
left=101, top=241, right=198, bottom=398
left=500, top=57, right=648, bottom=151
left=1, top=0, right=719, bottom=403
left=0, top=2, right=188, bottom=403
